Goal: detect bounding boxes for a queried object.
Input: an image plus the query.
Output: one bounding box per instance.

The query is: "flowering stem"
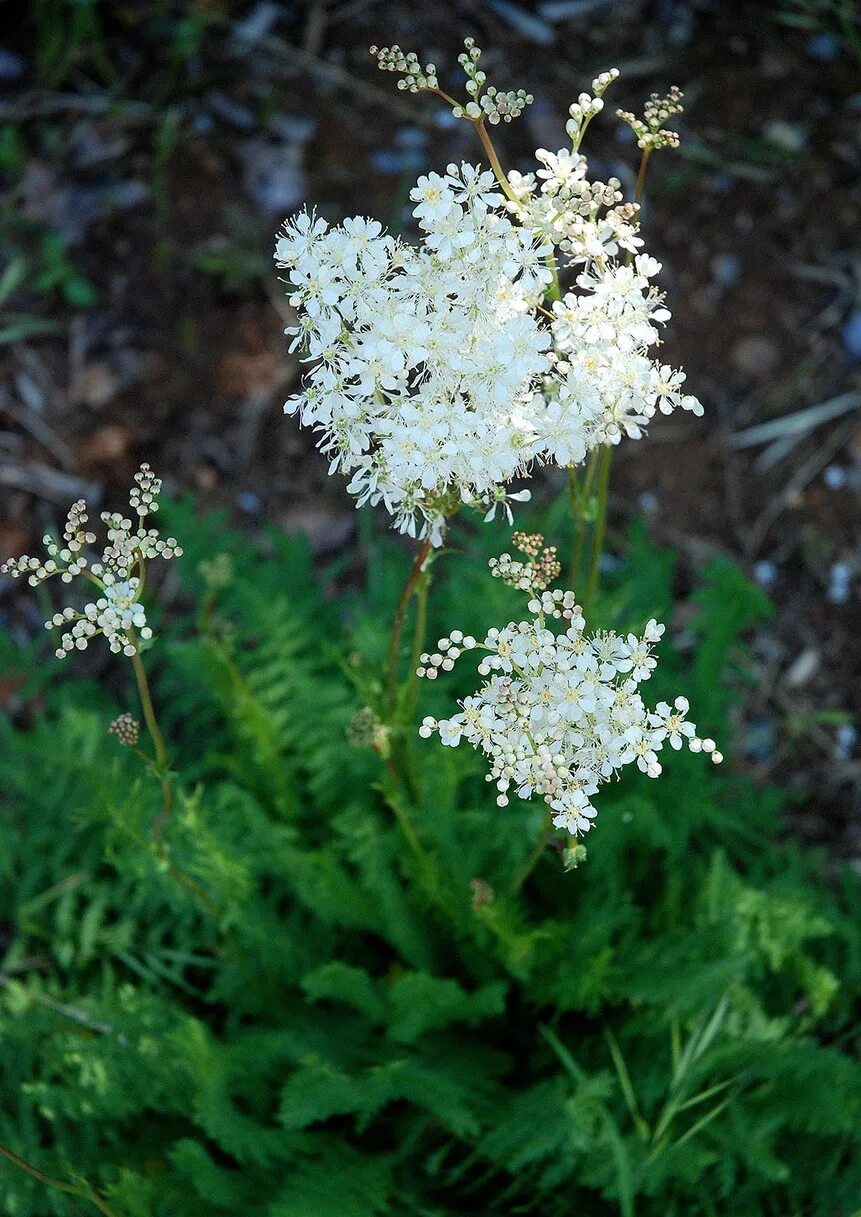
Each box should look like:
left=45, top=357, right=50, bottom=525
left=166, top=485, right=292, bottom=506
left=511, top=810, right=553, bottom=894
left=386, top=537, right=433, bottom=719
left=569, top=451, right=599, bottom=591
left=584, top=444, right=613, bottom=614
left=473, top=119, right=518, bottom=203
left=545, top=254, right=562, bottom=303
left=635, top=148, right=652, bottom=207
left=405, top=567, right=431, bottom=725
left=129, top=642, right=173, bottom=836
left=626, top=148, right=653, bottom=268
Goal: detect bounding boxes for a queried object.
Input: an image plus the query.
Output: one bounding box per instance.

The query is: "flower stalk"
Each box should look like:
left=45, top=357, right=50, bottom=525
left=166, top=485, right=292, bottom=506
left=386, top=537, right=433, bottom=719
left=129, top=640, right=174, bottom=839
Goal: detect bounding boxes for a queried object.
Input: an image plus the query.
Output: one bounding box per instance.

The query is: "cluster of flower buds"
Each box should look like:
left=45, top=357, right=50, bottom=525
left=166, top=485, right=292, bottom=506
left=488, top=532, right=561, bottom=592
left=471, top=85, right=534, bottom=126
left=418, top=551, right=721, bottom=836
left=618, top=86, right=684, bottom=151
left=1, top=464, right=181, bottom=660
left=566, top=69, right=620, bottom=148
left=346, top=706, right=391, bottom=755
left=1, top=499, right=97, bottom=587
left=370, top=44, right=438, bottom=92
left=451, top=41, right=533, bottom=124
left=108, top=713, right=141, bottom=748
left=416, top=629, right=478, bottom=680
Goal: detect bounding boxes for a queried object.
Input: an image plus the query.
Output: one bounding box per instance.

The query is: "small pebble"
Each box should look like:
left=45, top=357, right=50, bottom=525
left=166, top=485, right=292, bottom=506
left=711, top=253, right=741, bottom=288
left=395, top=126, right=428, bottom=152
left=0, top=49, right=24, bottom=79
left=824, top=465, right=847, bottom=490
left=434, top=108, right=460, bottom=130
left=371, top=150, right=407, bottom=174
left=762, top=120, right=807, bottom=154
left=731, top=335, right=780, bottom=377
left=806, top=32, right=841, bottom=63
left=237, top=490, right=262, bottom=514
left=827, top=561, right=853, bottom=605
left=835, top=722, right=857, bottom=760
left=753, top=560, right=776, bottom=587
left=233, top=1, right=280, bottom=45
left=637, top=490, right=659, bottom=514
left=841, top=310, right=861, bottom=361
left=785, top=647, right=820, bottom=689
left=745, top=717, right=777, bottom=761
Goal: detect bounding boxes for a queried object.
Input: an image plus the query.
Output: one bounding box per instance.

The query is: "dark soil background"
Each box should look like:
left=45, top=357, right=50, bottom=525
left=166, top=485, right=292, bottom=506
left=1, top=1, right=859, bottom=853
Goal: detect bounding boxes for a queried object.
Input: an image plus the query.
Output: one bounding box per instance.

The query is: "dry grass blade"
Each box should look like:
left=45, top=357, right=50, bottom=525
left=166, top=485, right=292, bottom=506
left=729, top=391, right=861, bottom=451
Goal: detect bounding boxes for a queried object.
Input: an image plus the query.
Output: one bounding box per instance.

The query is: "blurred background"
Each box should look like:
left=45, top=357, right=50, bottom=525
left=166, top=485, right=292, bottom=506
left=0, top=0, right=859, bottom=849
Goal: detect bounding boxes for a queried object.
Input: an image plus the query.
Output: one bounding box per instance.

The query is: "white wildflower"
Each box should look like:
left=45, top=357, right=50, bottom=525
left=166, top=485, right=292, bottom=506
left=418, top=540, right=720, bottom=835
left=277, top=72, right=704, bottom=543
left=1, top=464, right=181, bottom=659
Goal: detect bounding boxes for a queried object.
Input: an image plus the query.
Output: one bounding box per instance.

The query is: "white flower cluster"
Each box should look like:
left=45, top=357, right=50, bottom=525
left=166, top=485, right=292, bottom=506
left=276, top=163, right=551, bottom=541
left=277, top=63, right=703, bottom=542
left=418, top=542, right=720, bottom=836
left=1, top=464, right=182, bottom=659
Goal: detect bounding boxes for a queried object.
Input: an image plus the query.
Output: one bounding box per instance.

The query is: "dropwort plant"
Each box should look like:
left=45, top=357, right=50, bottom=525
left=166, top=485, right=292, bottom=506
left=0, top=40, right=776, bottom=1213
left=275, top=40, right=715, bottom=840
left=1, top=464, right=181, bottom=840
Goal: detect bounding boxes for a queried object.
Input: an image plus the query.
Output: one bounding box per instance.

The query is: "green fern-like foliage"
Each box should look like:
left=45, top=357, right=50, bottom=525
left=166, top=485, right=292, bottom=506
left=1, top=502, right=859, bottom=1216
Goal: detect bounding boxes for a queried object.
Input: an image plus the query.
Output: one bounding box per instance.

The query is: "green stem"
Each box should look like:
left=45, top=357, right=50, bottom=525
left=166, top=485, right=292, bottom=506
left=405, top=568, right=431, bottom=725
left=473, top=119, right=518, bottom=202
left=511, top=810, right=553, bottom=894
left=119, top=818, right=222, bottom=925
left=626, top=148, right=653, bottom=267
left=0, top=1146, right=120, bottom=1217
left=545, top=253, right=562, bottom=303
left=584, top=445, right=613, bottom=614
left=130, top=641, right=173, bottom=842
left=568, top=451, right=599, bottom=592
left=634, top=148, right=652, bottom=207
left=384, top=760, right=426, bottom=861
left=386, top=538, right=432, bottom=719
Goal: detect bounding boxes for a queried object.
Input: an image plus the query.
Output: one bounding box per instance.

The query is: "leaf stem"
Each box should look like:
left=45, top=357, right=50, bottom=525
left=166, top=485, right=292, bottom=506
left=0, top=1146, right=120, bottom=1217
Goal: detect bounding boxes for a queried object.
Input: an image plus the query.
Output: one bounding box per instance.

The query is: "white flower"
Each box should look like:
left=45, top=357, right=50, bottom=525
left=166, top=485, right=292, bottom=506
left=2, top=464, right=181, bottom=660
left=277, top=139, right=707, bottom=543
left=417, top=549, right=719, bottom=834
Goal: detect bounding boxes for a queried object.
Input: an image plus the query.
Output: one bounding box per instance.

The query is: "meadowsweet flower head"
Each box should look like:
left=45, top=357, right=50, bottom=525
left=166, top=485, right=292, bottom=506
left=276, top=163, right=552, bottom=541
left=418, top=549, right=719, bottom=836
left=278, top=56, right=703, bottom=543
left=489, top=532, right=561, bottom=592
left=1, top=464, right=182, bottom=660
left=108, top=713, right=141, bottom=748
left=371, top=37, right=534, bottom=127
left=370, top=44, right=439, bottom=92
left=347, top=706, right=391, bottom=756
left=618, top=86, right=684, bottom=152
